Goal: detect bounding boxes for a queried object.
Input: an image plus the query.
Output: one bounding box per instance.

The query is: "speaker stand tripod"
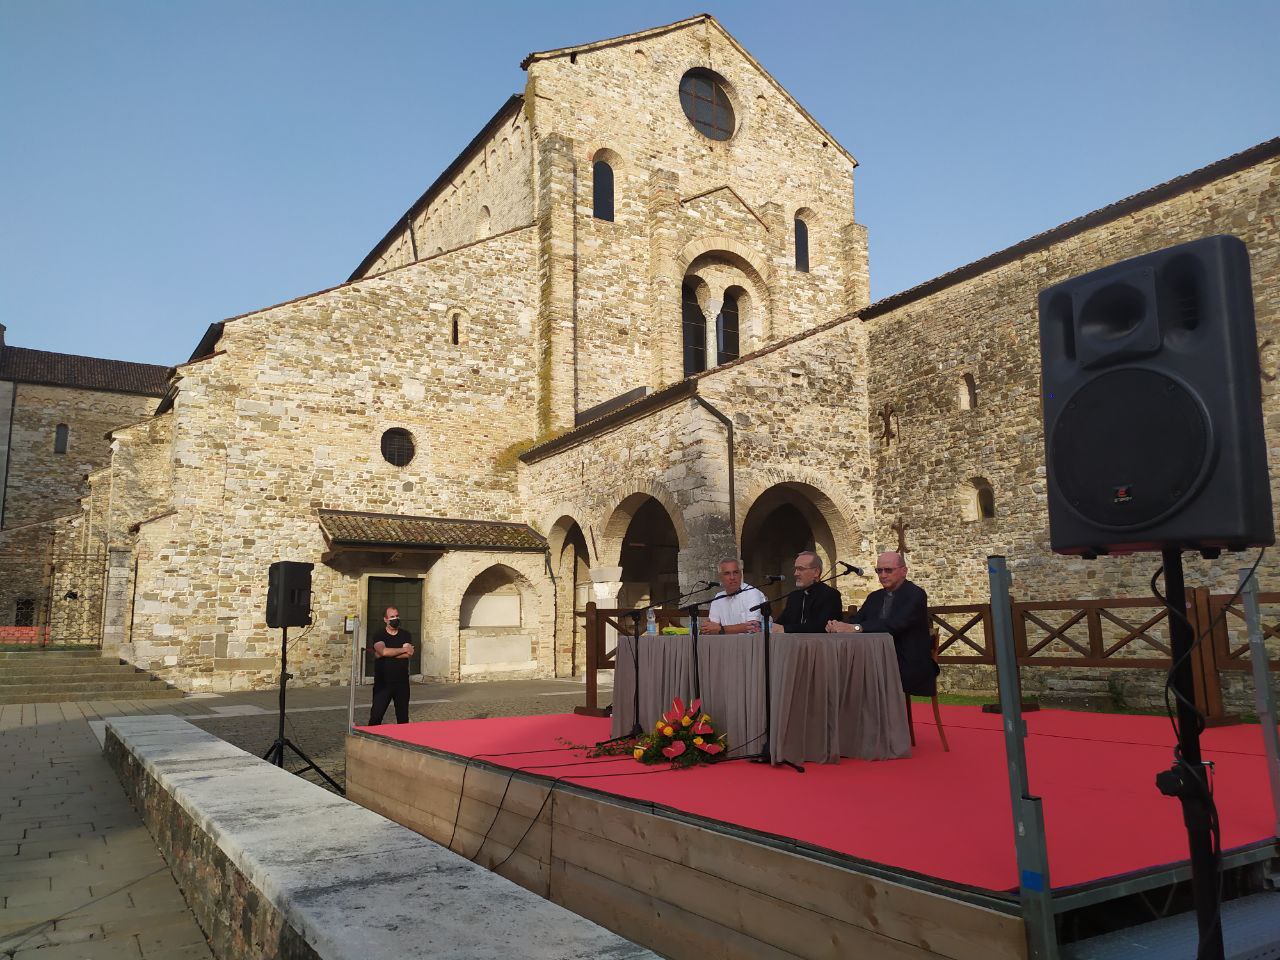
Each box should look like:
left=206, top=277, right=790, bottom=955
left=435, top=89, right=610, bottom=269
left=263, top=625, right=344, bottom=795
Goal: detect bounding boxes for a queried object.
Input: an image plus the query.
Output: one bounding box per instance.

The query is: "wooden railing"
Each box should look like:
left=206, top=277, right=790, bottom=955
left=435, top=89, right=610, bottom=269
left=576, top=591, right=1280, bottom=720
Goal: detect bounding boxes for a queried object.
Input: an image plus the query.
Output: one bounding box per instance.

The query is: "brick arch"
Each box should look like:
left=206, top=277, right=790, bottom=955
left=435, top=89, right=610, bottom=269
left=449, top=558, right=546, bottom=628
left=735, top=466, right=861, bottom=559
left=677, top=238, right=773, bottom=343
left=598, top=483, right=689, bottom=567
left=673, top=236, right=774, bottom=291
left=539, top=507, right=596, bottom=564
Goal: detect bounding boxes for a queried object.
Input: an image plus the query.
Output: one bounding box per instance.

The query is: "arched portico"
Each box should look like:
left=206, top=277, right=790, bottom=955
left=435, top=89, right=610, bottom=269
left=739, top=481, right=854, bottom=593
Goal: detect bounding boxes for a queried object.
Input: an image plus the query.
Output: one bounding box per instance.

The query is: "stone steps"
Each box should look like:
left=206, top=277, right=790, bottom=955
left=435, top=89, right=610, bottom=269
left=0, top=649, right=101, bottom=659
left=0, top=684, right=183, bottom=704
left=0, top=662, right=143, bottom=678
left=0, top=668, right=157, bottom=685
left=0, top=650, right=181, bottom=704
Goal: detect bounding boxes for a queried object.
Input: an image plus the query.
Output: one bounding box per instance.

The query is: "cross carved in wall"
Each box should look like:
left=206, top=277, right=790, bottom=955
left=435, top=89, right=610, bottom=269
left=877, top=403, right=900, bottom=446
left=891, top=518, right=909, bottom=556
left=1260, top=339, right=1277, bottom=383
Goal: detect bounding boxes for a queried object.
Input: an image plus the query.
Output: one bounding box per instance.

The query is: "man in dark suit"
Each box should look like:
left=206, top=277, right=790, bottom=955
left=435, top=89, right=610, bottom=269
left=775, top=551, right=843, bottom=633
left=827, top=551, right=938, bottom=696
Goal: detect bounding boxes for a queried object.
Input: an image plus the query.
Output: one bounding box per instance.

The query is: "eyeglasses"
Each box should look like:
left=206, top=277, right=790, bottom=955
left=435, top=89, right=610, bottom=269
left=873, top=567, right=901, bottom=574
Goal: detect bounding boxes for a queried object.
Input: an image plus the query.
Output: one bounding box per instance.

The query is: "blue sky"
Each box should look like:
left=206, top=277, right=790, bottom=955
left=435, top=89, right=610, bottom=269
left=1, top=1, right=1277, bottom=367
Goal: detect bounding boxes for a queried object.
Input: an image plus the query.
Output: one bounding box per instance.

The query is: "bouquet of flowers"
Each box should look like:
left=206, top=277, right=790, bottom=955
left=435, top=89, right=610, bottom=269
left=632, top=697, right=726, bottom=767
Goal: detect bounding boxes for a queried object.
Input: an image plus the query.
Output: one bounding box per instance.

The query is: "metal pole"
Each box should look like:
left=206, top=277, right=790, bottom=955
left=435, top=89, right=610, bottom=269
left=348, top=616, right=361, bottom=734
left=1161, top=546, right=1224, bottom=960
left=988, top=555, right=1058, bottom=960
left=1239, top=567, right=1280, bottom=838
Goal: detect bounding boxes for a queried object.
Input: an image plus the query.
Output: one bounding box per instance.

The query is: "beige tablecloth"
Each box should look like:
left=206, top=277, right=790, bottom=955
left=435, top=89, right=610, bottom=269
left=610, top=630, right=911, bottom=764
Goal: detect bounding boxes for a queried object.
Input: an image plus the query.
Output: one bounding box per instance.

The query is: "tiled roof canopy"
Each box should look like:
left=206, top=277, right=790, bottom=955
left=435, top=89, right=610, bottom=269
left=0, top=346, right=171, bottom=396
left=318, top=509, right=546, bottom=552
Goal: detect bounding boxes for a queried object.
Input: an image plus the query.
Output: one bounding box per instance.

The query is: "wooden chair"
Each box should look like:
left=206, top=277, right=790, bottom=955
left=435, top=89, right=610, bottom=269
left=905, top=628, right=950, bottom=752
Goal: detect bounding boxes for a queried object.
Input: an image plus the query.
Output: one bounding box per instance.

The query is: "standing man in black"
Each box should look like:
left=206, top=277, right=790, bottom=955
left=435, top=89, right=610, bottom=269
left=827, top=551, right=938, bottom=696
left=368, top=606, right=414, bottom=725
left=775, top=551, right=843, bottom=633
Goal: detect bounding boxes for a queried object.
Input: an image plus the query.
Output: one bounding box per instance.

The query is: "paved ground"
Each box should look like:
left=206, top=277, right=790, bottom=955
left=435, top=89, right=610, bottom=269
left=0, top=676, right=605, bottom=957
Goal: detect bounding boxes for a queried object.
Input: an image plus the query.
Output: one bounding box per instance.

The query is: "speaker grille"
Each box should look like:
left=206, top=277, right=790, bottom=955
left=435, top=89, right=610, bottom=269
left=1050, top=369, right=1210, bottom=530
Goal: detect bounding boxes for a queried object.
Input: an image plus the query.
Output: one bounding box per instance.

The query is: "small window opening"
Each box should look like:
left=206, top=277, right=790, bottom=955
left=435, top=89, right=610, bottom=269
left=794, top=218, right=810, bottom=272
left=959, top=373, right=978, bottom=410
left=54, top=424, right=69, bottom=454
left=592, top=161, right=614, bottom=221
left=962, top=478, right=996, bottom=521
left=682, top=283, right=707, bottom=377
left=381, top=428, right=416, bottom=467
left=15, top=598, right=36, bottom=627
left=716, top=292, right=740, bottom=365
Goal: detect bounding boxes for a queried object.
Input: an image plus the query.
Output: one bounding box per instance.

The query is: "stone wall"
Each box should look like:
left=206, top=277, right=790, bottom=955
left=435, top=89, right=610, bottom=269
left=525, top=18, right=867, bottom=420
left=126, top=227, right=544, bottom=690
left=867, top=154, right=1280, bottom=605
left=355, top=106, right=535, bottom=279
left=0, top=383, right=157, bottom=529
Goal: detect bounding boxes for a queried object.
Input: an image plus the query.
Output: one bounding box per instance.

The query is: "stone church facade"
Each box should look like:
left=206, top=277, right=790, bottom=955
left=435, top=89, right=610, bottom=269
left=19, top=15, right=1279, bottom=694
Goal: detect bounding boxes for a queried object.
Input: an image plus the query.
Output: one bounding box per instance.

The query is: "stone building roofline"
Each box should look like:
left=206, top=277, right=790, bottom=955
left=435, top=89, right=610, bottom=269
left=523, top=14, right=857, bottom=168
left=0, top=512, right=80, bottom=537
left=520, top=134, right=1280, bottom=464
left=347, top=95, right=525, bottom=282
left=0, top=345, right=171, bottom=397
left=862, top=134, right=1280, bottom=323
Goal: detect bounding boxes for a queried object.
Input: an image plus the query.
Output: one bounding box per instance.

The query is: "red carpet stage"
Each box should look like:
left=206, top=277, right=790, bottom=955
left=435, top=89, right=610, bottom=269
left=355, top=705, right=1277, bottom=894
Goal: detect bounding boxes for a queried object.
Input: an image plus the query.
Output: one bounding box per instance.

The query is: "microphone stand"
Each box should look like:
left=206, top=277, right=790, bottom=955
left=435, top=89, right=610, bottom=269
left=747, top=564, right=856, bottom=773
left=597, top=580, right=719, bottom=746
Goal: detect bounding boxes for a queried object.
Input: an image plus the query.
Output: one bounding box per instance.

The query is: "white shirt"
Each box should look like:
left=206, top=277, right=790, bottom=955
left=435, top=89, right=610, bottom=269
left=708, top=583, right=768, bottom=629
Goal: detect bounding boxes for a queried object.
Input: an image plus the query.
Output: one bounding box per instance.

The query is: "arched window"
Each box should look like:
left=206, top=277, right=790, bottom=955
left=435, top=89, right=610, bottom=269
left=682, top=283, right=707, bottom=377
left=592, top=160, right=614, bottom=221
left=477, top=206, right=491, bottom=240
left=54, top=424, right=69, bottom=455
left=959, top=373, right=978, bottom=410
left=716, top=292, right=740, bottom=365
left=962, top=478, right=996, bottom=521
left=794, top=217, right=810, bottom=272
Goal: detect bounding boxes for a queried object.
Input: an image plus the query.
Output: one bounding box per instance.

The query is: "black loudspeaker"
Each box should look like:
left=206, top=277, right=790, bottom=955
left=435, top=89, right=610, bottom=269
left=266, top=561, right=314, bottom=628
left=1039, top=234, right=1274, bottom=557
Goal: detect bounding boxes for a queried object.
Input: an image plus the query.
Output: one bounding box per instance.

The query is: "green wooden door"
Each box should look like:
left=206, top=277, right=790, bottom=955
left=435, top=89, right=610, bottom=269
left=366, top=577, right=423, bottom=677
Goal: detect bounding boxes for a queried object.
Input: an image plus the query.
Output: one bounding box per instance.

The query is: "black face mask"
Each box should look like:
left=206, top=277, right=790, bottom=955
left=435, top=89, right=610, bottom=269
left=388, top=617, right=401, bottom=628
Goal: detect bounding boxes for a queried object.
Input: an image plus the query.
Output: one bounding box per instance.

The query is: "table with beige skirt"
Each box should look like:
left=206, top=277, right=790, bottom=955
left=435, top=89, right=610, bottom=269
left=610, top=631, right=912, bottom=764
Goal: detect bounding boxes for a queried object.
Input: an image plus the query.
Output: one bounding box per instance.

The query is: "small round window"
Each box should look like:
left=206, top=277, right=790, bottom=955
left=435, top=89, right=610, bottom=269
left=679, top=69, right=735, bottom=141
left=380, top=428, right=415, bottom=467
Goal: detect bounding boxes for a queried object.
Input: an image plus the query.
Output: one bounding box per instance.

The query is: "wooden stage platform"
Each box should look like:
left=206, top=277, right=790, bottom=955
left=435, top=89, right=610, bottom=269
left=344, top=708, right=1279, bottom=960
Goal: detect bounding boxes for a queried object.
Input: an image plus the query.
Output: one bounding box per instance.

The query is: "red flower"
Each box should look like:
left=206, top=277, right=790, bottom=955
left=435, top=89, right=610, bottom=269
left=691, top=721, right=712, bottom=735
left=694, top=741, right=724, bottom=755
left=662, top=741, right=687, bottom=759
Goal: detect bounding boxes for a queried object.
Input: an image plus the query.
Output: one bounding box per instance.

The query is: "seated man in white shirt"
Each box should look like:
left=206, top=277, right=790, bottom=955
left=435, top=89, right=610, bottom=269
left=703, top=557, right=768, bottom=634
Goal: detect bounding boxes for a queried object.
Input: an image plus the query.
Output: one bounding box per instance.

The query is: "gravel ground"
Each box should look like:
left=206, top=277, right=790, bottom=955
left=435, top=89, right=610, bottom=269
left=187, top=678, right=609, bottom=794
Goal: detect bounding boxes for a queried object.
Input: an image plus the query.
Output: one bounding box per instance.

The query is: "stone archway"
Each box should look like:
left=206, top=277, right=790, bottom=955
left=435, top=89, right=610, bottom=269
left=609, top=495, right=682, bottom=610
left=547, top=514, right=591, bottom=675
left=457, top=564, right=541, bottom=676
left=740, top=482, right=846, bottom=594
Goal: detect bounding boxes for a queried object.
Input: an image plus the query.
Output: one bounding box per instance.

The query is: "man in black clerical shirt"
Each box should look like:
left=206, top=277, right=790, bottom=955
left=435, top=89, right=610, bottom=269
left=368, top=606, right=414, bottom=725
left=827, top=551, right=938, bottom=696
left=775, top=551, right=843, bottom=633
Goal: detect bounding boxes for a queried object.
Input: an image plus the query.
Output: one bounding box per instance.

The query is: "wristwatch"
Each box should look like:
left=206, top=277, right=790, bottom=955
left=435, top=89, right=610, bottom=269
left=852, top=624, right=863, bottom=632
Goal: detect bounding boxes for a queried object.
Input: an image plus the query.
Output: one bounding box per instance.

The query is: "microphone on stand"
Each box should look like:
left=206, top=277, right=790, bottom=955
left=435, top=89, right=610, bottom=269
left=839, top=562, right=866, bottom=576
left=765, top=575, right=786, bottom=583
